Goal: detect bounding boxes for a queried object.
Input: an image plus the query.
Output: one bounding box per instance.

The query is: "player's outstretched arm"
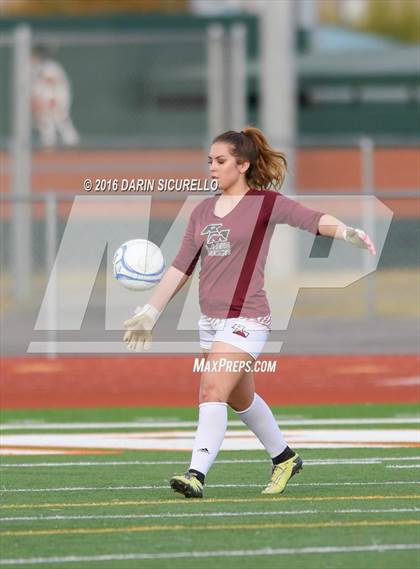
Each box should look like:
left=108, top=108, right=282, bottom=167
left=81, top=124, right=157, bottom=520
left=318, top=214, right=376, bottom=256
left=123, top=266, right=190, bottom=351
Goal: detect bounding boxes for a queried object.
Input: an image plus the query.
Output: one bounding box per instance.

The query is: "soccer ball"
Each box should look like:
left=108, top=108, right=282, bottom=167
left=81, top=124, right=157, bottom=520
left=113, top=239, right=165, bottom=291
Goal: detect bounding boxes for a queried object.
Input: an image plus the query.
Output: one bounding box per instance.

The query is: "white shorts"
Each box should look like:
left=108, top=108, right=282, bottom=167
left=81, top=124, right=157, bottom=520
left=198, top=314, right=271, bottom=360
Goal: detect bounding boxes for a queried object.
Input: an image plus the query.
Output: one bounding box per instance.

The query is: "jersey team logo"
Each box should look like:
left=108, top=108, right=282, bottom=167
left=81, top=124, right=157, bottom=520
left=201, top=223, right=231, bottom=256
left=232, top=323, right=250, bottom=338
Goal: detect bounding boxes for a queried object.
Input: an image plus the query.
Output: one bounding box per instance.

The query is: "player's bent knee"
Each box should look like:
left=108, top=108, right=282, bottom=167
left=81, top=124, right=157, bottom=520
left=199, top=388, right=226, bottom=404
left=227, top=396, right=253, bottom=412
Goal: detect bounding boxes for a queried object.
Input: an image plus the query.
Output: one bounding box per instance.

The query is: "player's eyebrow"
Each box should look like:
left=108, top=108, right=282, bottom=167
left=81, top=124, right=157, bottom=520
left=208, top=155, right=226, bottom=160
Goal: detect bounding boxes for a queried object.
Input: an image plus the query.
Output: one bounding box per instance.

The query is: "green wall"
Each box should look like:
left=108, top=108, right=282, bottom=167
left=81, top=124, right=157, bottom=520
left=0, top=14, right=418, bottom=145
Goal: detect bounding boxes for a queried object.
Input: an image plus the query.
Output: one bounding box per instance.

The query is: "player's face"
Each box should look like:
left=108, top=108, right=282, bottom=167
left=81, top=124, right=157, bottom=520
left=208, top=142, right=248, bottom=191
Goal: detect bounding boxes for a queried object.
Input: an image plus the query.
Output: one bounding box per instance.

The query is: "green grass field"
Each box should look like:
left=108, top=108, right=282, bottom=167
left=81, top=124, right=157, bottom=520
left=0, top=403, right=419, bottom=568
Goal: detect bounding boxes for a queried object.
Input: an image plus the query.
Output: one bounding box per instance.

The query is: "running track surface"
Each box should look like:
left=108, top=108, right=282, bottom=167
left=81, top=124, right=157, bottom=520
left=1, top=354, right=418, bottom=408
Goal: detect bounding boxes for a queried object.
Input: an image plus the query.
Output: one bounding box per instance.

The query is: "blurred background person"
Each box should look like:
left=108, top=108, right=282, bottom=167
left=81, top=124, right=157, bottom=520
left=31, top=46, right=80, bottom=149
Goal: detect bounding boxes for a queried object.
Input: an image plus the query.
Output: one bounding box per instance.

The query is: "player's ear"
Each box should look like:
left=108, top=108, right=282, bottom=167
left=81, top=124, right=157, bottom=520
left=239, top=160, right=250, bottom=175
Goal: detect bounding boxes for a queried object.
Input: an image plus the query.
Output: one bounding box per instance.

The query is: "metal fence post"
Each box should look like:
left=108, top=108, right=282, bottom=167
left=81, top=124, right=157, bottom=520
left=261, top=1, right=297, bottom=279
left=11, top=25, right=32, bottom=301
left=207, top=24, right=226, bottom=141
left=360, top=136, right=377, bottom=318
left=229, top=23, right=247, bottom=131
left=45, top=192, right=58, bottom=358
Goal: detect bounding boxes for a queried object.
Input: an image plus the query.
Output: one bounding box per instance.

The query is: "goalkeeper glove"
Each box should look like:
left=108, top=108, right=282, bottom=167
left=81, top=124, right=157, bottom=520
left=343, top=227, right=376, bottom=256
left=123, top=303, right=161, bottom=352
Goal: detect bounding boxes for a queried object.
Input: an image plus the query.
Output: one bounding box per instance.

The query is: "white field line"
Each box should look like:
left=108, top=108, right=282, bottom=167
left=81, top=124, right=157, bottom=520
left=2, top=456, right=420, bottom=468
left=1, top=480, right=419, bottom=493
left=1, top=417, right=419, bottom=430
left=0, top=544, right=419, bottom=565
left=1, top=428, right=418, bottom=453
left=1, top=507, right=419, bottom=523
left=387, top=464, right=420, bottom=469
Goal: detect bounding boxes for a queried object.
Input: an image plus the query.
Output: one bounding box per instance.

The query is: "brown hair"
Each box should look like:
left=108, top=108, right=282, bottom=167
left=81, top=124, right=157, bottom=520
left=212, top=126, right=287, bottom=190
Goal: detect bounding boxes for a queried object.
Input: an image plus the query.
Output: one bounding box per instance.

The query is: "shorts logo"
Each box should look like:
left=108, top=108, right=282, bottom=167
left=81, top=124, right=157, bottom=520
left=232, top=324, right=249, bottom=338
left=201, top=223, right=231, bottom=256
left=198, top=447, right=210, bottom=454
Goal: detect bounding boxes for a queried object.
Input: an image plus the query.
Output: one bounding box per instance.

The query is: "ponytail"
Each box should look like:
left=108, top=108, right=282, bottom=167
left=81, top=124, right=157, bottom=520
left=212, top=126, right=287, bottom=190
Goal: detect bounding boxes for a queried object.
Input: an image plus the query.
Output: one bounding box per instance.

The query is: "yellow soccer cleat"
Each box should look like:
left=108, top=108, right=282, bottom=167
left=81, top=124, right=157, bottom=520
left=170, top=472, right=204, bottom=499
left=262, top=453, right=303, bottom=495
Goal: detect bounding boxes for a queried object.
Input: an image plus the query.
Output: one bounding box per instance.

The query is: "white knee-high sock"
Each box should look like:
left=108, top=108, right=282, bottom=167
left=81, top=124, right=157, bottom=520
left=235, top=393, right=287, bottom=458
left=189, top=402, right=227, bottom=477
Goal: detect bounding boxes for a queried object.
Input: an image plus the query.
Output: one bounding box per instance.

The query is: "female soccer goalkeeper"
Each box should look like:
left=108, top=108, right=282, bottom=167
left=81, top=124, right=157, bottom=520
left=123, top=127, right=376, bottom=499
